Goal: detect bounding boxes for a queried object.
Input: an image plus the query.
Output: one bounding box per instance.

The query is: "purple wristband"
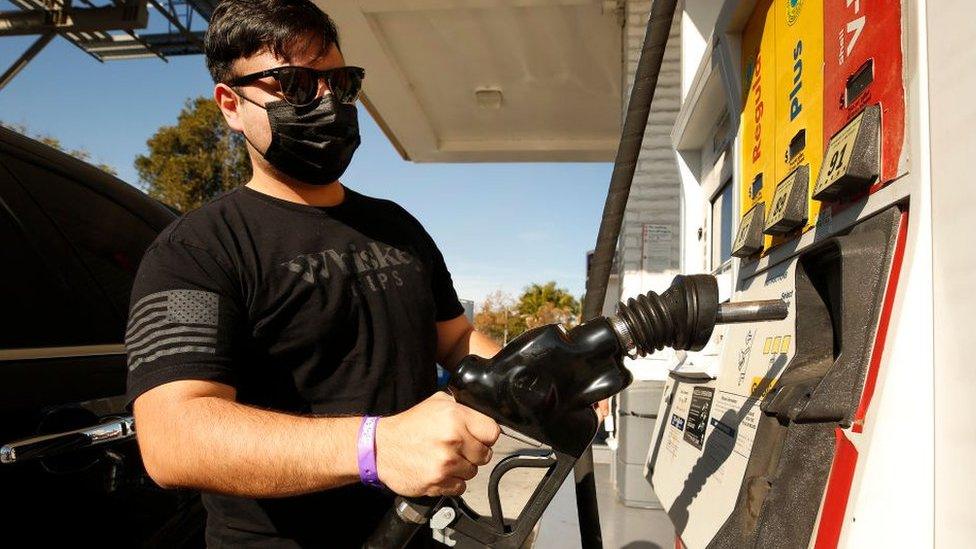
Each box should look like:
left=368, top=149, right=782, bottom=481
left=357, top=415, right=383, bottom=488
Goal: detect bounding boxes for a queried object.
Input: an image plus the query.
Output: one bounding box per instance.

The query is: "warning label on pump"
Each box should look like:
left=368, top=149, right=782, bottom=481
left=684, top=387, right=715, bottom=450
left=710, top=391, right=762, bottom=459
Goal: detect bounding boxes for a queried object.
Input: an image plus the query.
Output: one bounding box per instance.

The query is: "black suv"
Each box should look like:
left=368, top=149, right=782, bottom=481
left=0, top=125, right=205, bottom=546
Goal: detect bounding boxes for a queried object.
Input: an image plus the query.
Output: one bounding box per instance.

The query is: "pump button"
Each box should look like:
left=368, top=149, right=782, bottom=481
left=732, top=203, right=765, bottom=258
left=764, top=166, right=809, bottom=235
left=813, top=104, right=881, bottom=201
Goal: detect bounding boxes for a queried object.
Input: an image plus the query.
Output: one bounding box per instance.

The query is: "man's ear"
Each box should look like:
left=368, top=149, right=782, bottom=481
left=214, top=83, right=245, bottom=132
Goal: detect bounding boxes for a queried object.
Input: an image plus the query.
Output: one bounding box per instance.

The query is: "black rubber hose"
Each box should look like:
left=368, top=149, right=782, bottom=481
left=619, top=292, right=674, bottom=355
left=616, top=274, right=719, bottom=356
left=576, top=1, right=679, bottom=547
left=363, top=496, right=442, bottom=549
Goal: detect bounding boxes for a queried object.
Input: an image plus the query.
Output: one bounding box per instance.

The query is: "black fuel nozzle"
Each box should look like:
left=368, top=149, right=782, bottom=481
left=366, top=274, right=789, bottom=549
left=608, top=274, right=788, bottom=356
left=448, top=273, right=790, bottom=459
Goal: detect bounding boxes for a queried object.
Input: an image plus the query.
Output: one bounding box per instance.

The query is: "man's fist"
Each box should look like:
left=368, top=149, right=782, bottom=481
left=595, top=398, right=610, bottom=422
left=375, top=392, right=501, bottom=497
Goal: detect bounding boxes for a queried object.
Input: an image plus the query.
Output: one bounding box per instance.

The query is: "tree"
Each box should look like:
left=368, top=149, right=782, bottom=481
left=517, top=281, right=581, bottom=329
left=474, top=290, right=526, bottom=346
left=135, top=97, right=251, bottom=211
left=475, top=282, right=582, bottom=346
left=0, top=121, right=117, bottom=175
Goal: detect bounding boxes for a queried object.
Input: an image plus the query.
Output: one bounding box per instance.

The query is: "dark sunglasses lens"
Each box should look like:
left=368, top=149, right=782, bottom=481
left=278, top=67, right=317, bottom=106
left=329, top=68, right=363, bottom=103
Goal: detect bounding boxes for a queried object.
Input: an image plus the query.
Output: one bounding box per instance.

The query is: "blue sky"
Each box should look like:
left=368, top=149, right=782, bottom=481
left=0, top=12, right=612, bottom=307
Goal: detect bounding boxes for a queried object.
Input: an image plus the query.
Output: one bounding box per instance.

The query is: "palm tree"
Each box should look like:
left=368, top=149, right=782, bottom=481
left=517, top=282, right=581, bottom=328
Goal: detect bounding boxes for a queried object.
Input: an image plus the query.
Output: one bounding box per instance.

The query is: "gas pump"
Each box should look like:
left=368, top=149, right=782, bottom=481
left=643, top=0, right=940, bottom=547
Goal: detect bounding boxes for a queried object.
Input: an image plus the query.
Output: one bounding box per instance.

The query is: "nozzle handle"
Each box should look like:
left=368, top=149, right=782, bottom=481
left=715, top=299, right=789, bottom=324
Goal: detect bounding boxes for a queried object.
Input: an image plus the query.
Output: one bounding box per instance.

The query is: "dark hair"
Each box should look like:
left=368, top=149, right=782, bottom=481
left=204, top=0, right=341, bottom=83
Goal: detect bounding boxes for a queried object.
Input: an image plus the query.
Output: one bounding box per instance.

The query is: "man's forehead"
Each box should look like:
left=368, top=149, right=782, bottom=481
left=232, top=40, right=343, bottom=75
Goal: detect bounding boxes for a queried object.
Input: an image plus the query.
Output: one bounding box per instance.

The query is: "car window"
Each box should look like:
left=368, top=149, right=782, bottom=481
left=2, top=155, right=160, bottom=321
left=0, top=162, right=120, bottom=348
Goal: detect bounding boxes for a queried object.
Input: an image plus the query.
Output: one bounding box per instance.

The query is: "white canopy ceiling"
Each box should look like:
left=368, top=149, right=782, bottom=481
left=320, top=0, right=623, bottom=162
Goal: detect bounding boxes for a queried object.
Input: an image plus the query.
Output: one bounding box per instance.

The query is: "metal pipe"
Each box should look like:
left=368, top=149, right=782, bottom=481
left=0, top=32, right=54, bottom=91
left=146, top=0, right=201, bottom=48
left=716, top=299, right=790, bottom=324
left=577, top=0, right=679, bottom=546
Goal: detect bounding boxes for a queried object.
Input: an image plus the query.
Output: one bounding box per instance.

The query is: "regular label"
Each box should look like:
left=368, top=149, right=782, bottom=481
left=683, top=386, right=715, bottom=450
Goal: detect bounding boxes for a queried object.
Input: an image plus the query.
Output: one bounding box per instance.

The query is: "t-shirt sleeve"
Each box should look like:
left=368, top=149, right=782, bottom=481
left=123, top=236, right=245, bottom=412
left=428, top=238, right=466, bottom=322
left=396, top=204, right=465, bottom=322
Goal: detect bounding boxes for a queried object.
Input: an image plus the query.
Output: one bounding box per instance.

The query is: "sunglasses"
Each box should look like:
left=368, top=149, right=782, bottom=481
left=225, top=65, right=366, bottom=107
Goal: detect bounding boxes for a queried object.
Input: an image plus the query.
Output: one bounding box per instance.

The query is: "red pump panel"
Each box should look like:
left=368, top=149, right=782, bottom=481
left=822, top=0, right=905, bottom=187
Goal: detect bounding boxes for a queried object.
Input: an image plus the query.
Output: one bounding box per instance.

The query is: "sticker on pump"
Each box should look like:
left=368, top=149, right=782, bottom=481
left=764, top=166, right=809, bottom=235
left=813, top=104, right=880, bottom=201
left=732, top=203, right=766, bottom=258
left=683, top=386, right=715, bottom=450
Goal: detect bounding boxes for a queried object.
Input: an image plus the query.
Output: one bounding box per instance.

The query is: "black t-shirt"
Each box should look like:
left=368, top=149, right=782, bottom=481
left=124, top=185, right=464, bottom=547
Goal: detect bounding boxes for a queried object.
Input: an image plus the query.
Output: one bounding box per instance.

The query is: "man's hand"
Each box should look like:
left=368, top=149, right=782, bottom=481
left=594, top=399, right=610, bottom=422
left=375, top=392, right=500, bottom=497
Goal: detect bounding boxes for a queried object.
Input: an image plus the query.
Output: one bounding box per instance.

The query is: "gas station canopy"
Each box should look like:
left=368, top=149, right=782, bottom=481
left=1, top=0, right=623, bottom=163
left=321, top=0, right=623, bottom=162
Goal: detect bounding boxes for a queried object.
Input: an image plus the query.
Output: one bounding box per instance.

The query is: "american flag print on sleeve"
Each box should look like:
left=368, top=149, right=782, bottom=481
left=125, top=289, right=221, bottom=372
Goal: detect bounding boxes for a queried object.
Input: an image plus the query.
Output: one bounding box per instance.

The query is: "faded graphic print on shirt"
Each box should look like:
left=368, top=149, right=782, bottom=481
left=280, top=240, right=424, bottom=294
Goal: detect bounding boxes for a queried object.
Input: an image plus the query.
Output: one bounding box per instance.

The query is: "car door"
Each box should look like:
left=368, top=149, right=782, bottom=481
left=0, top=129, right=202, bottom=547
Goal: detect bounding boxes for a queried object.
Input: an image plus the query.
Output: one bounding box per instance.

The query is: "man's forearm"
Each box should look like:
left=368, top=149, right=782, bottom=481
left=441, top=328, right=502, bottom=371
left=141, top=395, right=360, bottom=498
left=468, top=329, right=502, bottom=359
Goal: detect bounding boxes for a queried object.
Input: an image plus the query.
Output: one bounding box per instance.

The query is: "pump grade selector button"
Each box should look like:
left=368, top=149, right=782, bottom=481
left=813, top=104, right=881, bottom=201
left=764, top=165, right=809, bottom=236
left=732, top=203, right=765, bottom=258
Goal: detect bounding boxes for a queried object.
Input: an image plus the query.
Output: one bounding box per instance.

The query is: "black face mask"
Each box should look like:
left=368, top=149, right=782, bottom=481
left=239, top=92, right=361, bottom=185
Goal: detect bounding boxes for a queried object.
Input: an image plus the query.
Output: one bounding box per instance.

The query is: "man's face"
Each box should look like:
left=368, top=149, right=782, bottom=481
left=215, top=38, right=346, bottom=160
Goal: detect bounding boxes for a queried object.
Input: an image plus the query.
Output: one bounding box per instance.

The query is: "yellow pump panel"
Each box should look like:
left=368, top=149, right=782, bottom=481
left=772, top=0, right=823, bottom=233
left=739, top=0, right=776, bottom=252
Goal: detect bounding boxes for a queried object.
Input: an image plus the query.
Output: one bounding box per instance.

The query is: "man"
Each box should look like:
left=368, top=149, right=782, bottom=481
left=124, top=0, right=503, bottom=546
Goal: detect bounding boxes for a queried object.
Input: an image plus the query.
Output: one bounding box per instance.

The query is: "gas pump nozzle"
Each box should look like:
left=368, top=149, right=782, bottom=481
left=366, top=274, right=787, bottom=549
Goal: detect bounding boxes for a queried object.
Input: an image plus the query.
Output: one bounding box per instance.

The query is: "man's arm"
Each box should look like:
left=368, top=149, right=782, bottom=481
left=435, top=314, right=501, bottom=371
left=134, top=379, right=499, bottom=499
left=134, top=379, right=359, bottom=497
